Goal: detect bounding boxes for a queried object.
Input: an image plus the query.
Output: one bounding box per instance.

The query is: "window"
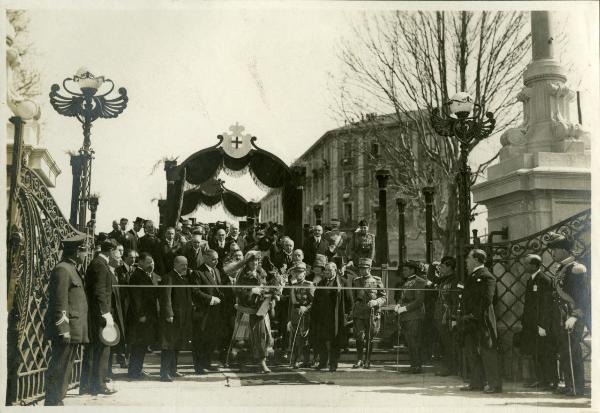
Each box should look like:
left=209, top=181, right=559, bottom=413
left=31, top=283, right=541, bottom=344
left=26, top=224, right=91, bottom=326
left=343, top=141, right=352, bottom=158
left=371, top=142, right=379, bottom=158
left=344, top=172, right=352, bottom=189
left=344, top=203, right=353, bottom=222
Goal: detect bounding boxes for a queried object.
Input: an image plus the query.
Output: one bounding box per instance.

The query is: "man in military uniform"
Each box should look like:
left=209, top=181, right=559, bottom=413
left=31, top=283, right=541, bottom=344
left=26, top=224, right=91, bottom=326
left=520, top=254, right=557, bottom=390
left=345, top=220, right=375, bottom=267
left=351, top=258, right=386, bottom=368
left=433, top=256, right=460, bottom=376
left=287, top=262, right=314, bottom=368
left=547, top=232, right=590, bottom=396
left=395, top=261, right=426, bottom=373
left=44, top=234, right=89, bottom=406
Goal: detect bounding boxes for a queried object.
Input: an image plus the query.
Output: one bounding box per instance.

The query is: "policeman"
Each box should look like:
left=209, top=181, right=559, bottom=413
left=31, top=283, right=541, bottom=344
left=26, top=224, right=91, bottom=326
left=287, top=262, right=314, bottom=368
left=345, top=220, right=375, bottom=267
left=44, top=233, right=89, bottom=406
left=395, top=261, right=426, bottom=373
left=351, top=258, right=386, bottom=368
left=547, top=232, right=590, bottom=396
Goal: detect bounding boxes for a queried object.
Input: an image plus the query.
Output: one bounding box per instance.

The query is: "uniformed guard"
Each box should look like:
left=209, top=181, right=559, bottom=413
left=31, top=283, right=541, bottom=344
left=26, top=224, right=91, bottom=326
left=395, top=261, right=426, bottom=373
left=351, top=257, right=386, bottom=368
left=345, top=220, right=375, bottom=267
left=547, top=232, right=590, bottom=396
left=44, top=233, right=89, bottom=406
left=287, top=262, right=314, bottom=368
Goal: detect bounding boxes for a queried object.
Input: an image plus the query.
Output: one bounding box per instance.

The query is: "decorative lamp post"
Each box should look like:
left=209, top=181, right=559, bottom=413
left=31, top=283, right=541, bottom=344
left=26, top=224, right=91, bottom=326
left=430, top=92, right=495, bottom=280
left=49, top=67, right=128, bottom=231
left=396, top=197, right=407, bottom=273
left=375, top=168, right=391, bottom=266
left=422, top=186, right=435, bottom=264
left=313, top=204, right=323, bottom=226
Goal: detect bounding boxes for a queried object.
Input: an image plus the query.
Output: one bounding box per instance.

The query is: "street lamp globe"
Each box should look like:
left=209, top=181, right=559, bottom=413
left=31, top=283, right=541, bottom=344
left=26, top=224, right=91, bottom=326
left=74, top=67, right=105, bottom=95
left=449, top=91, right=474, bottom=118
left=11, top=99, right=40, bottom=120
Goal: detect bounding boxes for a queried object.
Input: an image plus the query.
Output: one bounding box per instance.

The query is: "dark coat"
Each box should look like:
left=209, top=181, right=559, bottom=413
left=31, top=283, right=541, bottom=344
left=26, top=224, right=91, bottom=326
left=209, top=239, right=229, bottom=266
left=520, top=270, right=555, bottom=355
left=190, top=264, right=228, bottom=332
left=127, top=267, right=160, bottom=346
left=45, top=259, right=89, bottom=343
left=311, top=276, right=352, bottom=344
left=461, top=266, right=498, bottom=349
left=398, top=275, right=426, bottom=321
left=272, top=249, right=294, bottom=274
left=181, top=243, right=208, bottom=271
left=160, top=239, right=182, bottom=274
left=226, top=236, right=245, bottom=254
left=123, top=229, right=139, bottom=254
left=108, top=229, right=127, bottom=246
left=109, top=268, right=127, bottom=337
left=84, top=255, right=113, bottom=343
left=159, top=270, right=193, bottom=350
left=302, top=237, right=329, bottom=267
left=139, top=234, right=166, bottom=275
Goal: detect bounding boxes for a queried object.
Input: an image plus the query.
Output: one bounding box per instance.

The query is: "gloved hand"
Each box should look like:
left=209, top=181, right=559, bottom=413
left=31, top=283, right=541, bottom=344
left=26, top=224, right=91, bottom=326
left=287, top=321, right=292, bottom=332
left=394, top=305, right=407, bottom=314
left=299, top=306, right=307, bottom=315
left=102, top=313, right=115, bottom=327
left=210, top=296, right=221, bottom=306
left=367, top=300, right=378, bottom=308
left=139, top=316, right=147, bottom=323
left=538, top=326, right=546, bottom=337
left=451, top=321, right=457, bottom=329
left=61, top=332, right=71, bottom=344
left=565, top=316, right=577, bottom=331
left=251, top=287, right=262, bottom=295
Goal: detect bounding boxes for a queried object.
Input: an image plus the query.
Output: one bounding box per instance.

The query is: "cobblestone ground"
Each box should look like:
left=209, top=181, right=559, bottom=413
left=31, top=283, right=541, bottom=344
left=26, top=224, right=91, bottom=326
left=57, top=353, right=592, bottom=410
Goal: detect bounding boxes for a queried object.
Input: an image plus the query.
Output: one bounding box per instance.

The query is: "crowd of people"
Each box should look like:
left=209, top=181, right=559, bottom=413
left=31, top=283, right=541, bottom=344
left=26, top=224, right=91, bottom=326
left=43, top=214, right=591, bottom=405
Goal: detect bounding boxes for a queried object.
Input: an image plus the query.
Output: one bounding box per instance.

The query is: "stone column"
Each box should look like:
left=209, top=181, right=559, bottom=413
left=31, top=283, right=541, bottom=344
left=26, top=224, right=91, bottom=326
left=396, top=198, right=407, bottom=273
left=472, top=11, right=590, bottom=240
left=375, top=169, right=390, bottom=265
left=422, top=186, right=435, bottom=264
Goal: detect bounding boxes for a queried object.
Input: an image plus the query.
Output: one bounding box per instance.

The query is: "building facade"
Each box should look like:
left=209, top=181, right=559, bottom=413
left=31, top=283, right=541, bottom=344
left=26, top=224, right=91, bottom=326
left=260, top=113, right=436, bottom=264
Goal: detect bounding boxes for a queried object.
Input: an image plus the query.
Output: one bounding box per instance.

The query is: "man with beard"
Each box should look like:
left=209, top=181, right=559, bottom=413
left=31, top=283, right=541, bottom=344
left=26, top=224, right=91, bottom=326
left=161, top=226, right=181, bottom=273
left=127, top=252, right=160, bottom=379
left=44, top=234, right=89, bottom=406
left=190, top=250, right=229, bottom=373
left=139, top=220, right=165, bottom=275
left=302, top=225, right=329, bottom=267
left=80, top=240, right=118, bottom=396
left=158, top=256, right=193, bottom=381
left=226, top=225, right=246, bottom=253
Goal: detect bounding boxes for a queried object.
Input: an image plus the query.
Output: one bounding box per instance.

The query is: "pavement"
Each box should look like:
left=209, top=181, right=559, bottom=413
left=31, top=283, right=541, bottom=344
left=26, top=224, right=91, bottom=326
left=57, top=353, right=592, bottom=411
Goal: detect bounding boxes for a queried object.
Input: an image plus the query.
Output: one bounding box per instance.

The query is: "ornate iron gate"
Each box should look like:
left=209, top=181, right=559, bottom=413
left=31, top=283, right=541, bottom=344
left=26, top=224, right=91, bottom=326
left=478, top=209, right=591, bottom=377
left=6, top=117, right=85, bottom=405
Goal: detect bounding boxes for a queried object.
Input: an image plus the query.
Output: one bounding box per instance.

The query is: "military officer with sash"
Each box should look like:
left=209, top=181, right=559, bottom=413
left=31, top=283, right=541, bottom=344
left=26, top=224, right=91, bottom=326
left=351, top=258, right=386, bottom=368
left=547, top=232, right=590, bottom=397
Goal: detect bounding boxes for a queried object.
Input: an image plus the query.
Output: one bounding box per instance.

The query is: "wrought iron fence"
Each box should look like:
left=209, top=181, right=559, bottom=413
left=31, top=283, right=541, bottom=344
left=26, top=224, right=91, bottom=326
left=6, top=165, right=83, bottom=405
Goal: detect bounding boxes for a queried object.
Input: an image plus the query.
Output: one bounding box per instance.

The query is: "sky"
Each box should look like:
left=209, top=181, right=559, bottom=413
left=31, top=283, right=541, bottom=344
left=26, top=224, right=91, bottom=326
left=7, top=1, right=599, bottom=235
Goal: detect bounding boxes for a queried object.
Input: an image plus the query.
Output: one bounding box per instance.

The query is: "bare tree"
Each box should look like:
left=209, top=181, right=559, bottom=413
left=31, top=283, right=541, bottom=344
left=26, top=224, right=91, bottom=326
left=332, top=11, right=531, bottom=254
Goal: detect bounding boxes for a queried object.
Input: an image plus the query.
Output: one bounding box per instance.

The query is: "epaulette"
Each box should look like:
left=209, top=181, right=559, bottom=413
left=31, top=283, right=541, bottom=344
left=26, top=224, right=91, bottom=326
left=372, top=275, right=382, bottom=280
left=571, top=262, right=587, bottom=274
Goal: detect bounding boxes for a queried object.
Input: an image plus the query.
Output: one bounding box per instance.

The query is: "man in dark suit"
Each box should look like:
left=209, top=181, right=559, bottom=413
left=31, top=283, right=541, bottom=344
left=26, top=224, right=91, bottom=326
left=123, top=217, right=143, bottom=255
left=209, top=228, right=229, bottom=270
left=225, top=225, right=245, bottom=253
left=520, top=254, right=557, bottom=390
left=139, top=220, right=165, bottom=275
left=161, top=226, right=181, bottom=274
left=395, top=261, right=427, bottom=374
left=44, top=234, right=89, bottom=406
left=302, top=225, right=329, bottom=267
left=158, top=256, right=193, bottom=382
left=460, top=249, right=502, bottom=394
left=182, top=234, right=208, bottom=271
left=80, top=240, right=118, bottom=396
left=108, top=218, right=128, bottom=246
left=127, top=252, right=160, bottom=379
left=190, top=249, right=229, bottom=373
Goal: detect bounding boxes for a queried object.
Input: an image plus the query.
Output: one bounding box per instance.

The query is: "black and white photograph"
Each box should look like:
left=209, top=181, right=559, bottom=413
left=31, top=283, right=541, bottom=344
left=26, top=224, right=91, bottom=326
left=2, top=0, right=598, bottom=410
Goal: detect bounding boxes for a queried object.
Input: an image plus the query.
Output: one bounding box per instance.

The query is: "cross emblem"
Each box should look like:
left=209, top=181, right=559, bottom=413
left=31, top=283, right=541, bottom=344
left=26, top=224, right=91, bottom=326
left=232, top=136, right=243, bottom=149
left=221, top=122, right=253, bottom=159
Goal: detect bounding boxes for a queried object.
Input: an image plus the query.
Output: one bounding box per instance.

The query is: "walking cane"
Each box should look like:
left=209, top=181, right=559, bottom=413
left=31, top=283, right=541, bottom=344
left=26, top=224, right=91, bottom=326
left=395, top=313, right=401, bottom=372
left=365, top=308, right=374, bottom=368
left=225, top=310, right=242, bottom=368
left=567, top=330, right=577, bottom=395
left=289, top=312, right=304, bottom=367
